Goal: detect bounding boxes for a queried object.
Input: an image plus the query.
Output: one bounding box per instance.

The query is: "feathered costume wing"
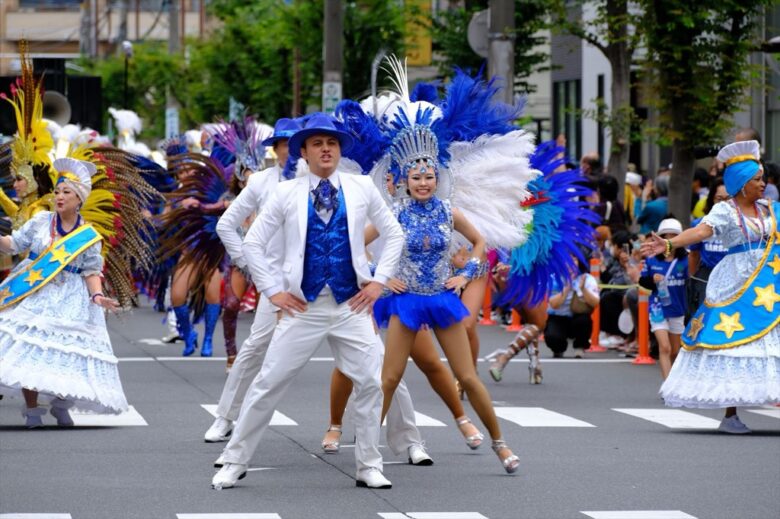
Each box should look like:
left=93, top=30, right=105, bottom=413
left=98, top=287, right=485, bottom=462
left=500, top=141, right=599, bottom=307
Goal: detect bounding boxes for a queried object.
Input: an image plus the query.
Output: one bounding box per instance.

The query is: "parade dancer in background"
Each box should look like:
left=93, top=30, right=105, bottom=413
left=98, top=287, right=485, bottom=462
left=642, top=140, right=780, bottom=434
left=212, top=114, right=404, bottom=490
left=211, top=117, right=273, bottom=370
left=0, top=159, right=127, bottom=427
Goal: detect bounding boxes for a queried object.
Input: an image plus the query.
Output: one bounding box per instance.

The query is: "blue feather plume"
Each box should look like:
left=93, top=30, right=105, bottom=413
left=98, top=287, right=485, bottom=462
left=335, top=100, right=389, bottom=174
left=500, top=142, right=600, bottom=307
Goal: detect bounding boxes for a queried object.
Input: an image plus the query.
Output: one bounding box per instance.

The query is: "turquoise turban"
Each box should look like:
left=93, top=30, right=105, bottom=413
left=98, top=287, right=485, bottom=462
left=724, top=160, right=759, bottom=197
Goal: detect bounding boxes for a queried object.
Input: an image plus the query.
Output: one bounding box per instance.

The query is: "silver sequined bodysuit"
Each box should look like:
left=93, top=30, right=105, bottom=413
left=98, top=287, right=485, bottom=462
left=395, top=196, right=453, bottom=295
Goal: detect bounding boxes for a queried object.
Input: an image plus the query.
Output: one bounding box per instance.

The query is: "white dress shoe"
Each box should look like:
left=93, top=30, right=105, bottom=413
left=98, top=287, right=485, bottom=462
left=211, top=462, right=248, bottom=490
left=355, top=468, right=392, bottom=489
left=204, top=416, right=233, bottom=443
left=214, top=453, right=225, bottom=468
left=407, top=443, right=433, bottom=466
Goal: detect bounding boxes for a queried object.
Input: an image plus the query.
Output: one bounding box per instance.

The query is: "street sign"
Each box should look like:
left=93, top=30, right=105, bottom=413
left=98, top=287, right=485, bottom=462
left=165, top=107, right=179, bottom=139
left=468, top=9, right=489, bottom=59
left=322, top=81, right=342, bottom=114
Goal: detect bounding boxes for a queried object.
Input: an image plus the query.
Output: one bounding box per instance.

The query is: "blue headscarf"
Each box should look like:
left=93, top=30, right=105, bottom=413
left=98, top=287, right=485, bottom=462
left=724, top=160, right=759, bottom=197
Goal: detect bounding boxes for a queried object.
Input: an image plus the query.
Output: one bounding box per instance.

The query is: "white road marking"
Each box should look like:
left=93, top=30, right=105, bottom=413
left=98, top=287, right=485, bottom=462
left=137, top=338, right=165, bottom=346
left=117, top=357, right=156, bottom=362
left=581, top=511, right=697, bottom=519
left=746, top=408, right=780, bottom=419
left=71, top=405, right=147, bottom=427
left=201, top=405, right=297, bottom=426
left=413, top=411, right=447, bottom=427
left=157, top=357, right=227, bottom=361
left=495, top=407, right=596, bottom=427
left=177, top=515, right=282, bottom=519
left=0, top=515, right=72, bottom=519
left=613, top=409, right=719, bottom=429
left=379, top=514, right=489, bottom=519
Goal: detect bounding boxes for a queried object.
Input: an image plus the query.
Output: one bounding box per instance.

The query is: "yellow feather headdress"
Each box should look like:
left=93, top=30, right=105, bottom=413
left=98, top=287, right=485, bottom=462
left=1, top=40, right=54, bottom=189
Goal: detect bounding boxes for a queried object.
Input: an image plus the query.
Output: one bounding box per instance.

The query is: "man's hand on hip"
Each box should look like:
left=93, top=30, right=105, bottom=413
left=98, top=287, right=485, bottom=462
left=348, top=281, right=383, bottom=314
left=269, top=292, right=308, bottom=316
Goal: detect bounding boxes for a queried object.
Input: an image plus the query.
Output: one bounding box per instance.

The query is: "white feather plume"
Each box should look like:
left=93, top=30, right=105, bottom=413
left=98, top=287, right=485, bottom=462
left=108, top=107, right=143, bottom=135
left=446, top=130, right=540, bottom=249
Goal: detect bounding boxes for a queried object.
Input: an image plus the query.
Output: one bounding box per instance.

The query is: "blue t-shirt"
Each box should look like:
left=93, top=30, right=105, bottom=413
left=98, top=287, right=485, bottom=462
left=688, top=217, right=727, bottom=269
left=637, top=198, right=668, bottom=235
left=641, top=256, right=688, bottom=318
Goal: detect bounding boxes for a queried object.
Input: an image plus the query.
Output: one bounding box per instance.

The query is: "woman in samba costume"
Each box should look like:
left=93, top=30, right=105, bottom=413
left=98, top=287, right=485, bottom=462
left=641, top=140, right=779, bottom=434
left=0, top=158, right=127, bottom=427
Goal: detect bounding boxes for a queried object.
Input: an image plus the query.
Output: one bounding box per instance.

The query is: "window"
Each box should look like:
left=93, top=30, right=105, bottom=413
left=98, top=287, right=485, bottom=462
left=553, top=79, right=581, bottom=160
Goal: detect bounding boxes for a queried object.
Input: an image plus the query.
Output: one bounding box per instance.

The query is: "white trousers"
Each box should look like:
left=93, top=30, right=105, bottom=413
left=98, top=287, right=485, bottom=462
left=221, top=292, right=384, bottom=473
left=215, top=298, right=278, bottom=421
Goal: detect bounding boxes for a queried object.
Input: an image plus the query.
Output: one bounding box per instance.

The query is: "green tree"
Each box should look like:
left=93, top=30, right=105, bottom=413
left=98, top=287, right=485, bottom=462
left=429, top=0, right=550, bottom=93
left=640, top=0, right=772, bottom=225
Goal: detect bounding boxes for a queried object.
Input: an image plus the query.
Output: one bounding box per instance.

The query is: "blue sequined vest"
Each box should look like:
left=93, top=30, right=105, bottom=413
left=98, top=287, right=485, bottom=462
left=301, top=189, right=359, bottom=303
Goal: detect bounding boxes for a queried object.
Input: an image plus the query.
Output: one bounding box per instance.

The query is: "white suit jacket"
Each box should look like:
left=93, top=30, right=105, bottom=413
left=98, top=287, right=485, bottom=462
left=243, top=169, right=404, bottom=301
left=216, top=165, right=283, bottom=270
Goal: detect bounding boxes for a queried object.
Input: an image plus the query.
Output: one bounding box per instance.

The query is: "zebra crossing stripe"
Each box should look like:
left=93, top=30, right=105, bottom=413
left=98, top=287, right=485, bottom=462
left=200, top=405, right=298, bottom=426
left=746, top=408, right=780, bottom=419
left=581, top=511, right=698, bottom=518
left=177, top=515, right=282, bottom=519
left=495, top=407, right=596, bottom=427
left=613, top=409, right=719, bottom=429
left=378, top=514, right=489, bottom=519
left=0, top=515, right=72, bottom=519
left=413, top=411, right=447, bottom=427
left=70, top=405, right=148, bottom=427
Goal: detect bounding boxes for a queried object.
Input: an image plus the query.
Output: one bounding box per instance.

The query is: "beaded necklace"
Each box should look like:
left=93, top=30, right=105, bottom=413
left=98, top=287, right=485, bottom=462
left=732, top=199, right=766, bottom=245
left=50, top=213, right=81, bottom=240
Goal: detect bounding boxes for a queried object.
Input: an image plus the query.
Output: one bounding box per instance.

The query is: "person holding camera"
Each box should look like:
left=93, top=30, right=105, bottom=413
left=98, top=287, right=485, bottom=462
left=544, top=259, right=600, bottom=358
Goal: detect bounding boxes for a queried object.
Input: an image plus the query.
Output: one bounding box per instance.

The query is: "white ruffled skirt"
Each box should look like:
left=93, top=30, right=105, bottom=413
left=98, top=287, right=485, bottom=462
left=0, top=269, right=128, bottom=414
left=660, top=250, right=780, bottom=408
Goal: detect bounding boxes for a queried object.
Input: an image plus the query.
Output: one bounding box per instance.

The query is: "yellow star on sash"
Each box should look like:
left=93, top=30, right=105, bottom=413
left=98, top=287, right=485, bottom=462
left=769, top=254, right=780, bottom=275
left=24, top=268, right=44, bottom=286
left=0, top=286, right=11, bottom=304
left=48, top=246, right=70, bottom=265
left=713, top=311, right=745, bottom=339
left=687, top=314, right=705, bottom=341
left=753, top=283, right=780, bottom=313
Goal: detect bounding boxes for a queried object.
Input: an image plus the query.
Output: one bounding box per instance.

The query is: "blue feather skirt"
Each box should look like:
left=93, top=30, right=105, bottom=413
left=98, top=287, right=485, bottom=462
left=373, top=291, right=470, bottom=332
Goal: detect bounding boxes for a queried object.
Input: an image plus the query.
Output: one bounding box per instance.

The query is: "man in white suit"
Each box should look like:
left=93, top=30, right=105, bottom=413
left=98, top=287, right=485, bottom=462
left=212, top=113, right=404, bottom=490
left=205, top=118, right=300, bottom=447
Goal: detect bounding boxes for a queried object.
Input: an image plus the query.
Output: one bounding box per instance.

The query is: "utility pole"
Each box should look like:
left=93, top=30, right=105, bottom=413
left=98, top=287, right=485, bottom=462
left=488, top=0, right=515, bottom=105
left=322, top=0, right=343, bottom=114
left=166, top=0, right=181, bottom=138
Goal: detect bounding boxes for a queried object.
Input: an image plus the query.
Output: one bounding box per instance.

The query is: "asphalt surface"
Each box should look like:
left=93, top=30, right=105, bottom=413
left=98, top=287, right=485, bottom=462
left=1, top=303, right=778, bottom=519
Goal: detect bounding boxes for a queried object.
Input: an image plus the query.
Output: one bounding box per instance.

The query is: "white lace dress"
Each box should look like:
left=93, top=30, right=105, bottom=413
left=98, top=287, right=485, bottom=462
left=660, top=200, right=780, bottom=408
left=0, top=212, right=128, bottom=414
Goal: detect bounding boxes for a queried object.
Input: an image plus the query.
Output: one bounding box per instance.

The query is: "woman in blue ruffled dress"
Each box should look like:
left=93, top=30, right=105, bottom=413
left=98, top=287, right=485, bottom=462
left=641, top=140, right=779, bottom=434
left=0, top=158, right=128, bottom=428
left=372, top=155, right=519, bottom=473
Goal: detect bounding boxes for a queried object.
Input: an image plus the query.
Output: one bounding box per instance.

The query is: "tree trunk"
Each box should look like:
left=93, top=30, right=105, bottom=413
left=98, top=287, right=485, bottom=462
left=604, top=0, right=631, bottom=204
left=669, top=139, right=696, bottom=228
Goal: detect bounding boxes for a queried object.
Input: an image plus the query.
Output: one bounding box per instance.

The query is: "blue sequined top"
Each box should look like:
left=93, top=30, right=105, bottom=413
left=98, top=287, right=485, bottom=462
left=395, top=196, right=453, bottom=295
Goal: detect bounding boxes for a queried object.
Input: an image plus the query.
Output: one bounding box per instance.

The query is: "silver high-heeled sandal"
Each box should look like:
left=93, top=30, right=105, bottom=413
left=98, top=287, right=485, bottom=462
left=490, top=324, right=540, bottom=382
left=528, top=341, right=543, bottom=385
left=492, top=439, right=520, bottom=474
left=321, top=425, right=342, bottom=454
left=456, top=416, right=484, bottom=450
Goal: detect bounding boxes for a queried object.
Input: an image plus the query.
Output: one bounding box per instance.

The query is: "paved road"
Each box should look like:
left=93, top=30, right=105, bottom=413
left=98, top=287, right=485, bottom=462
left=1, top=303, right=778, bottom=519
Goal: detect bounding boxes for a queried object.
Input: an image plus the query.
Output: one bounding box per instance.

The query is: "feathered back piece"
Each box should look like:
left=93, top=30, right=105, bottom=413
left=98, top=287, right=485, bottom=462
left=500, top=141, right=600, bottom=307
left=157, top=153, right=228, bottom=320
left=211, top=117, right=272, bottom=180
left=1, top=40, right=54, bottom=188
left=70, top=146, right=162, bottom=308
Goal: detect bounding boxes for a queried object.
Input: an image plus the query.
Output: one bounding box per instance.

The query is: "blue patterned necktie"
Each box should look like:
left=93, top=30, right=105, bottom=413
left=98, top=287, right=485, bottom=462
left=312, top=178, right=337, bottom=213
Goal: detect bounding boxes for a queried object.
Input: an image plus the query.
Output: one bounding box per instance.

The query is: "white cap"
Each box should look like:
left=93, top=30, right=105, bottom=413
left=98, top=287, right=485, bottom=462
left=657, top=218, right=683, bottom=236
left=716, top=140, right=760, bottom=165
left=625, top=172, right=642, bottom=186
left=53, top=157, right=93, bottom=202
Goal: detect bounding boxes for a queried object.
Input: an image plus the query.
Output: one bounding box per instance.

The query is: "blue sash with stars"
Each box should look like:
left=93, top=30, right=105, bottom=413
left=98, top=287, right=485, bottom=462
left=0, top=224, right=102, bottom=310
left=683, top=201, right=780, bottom=350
